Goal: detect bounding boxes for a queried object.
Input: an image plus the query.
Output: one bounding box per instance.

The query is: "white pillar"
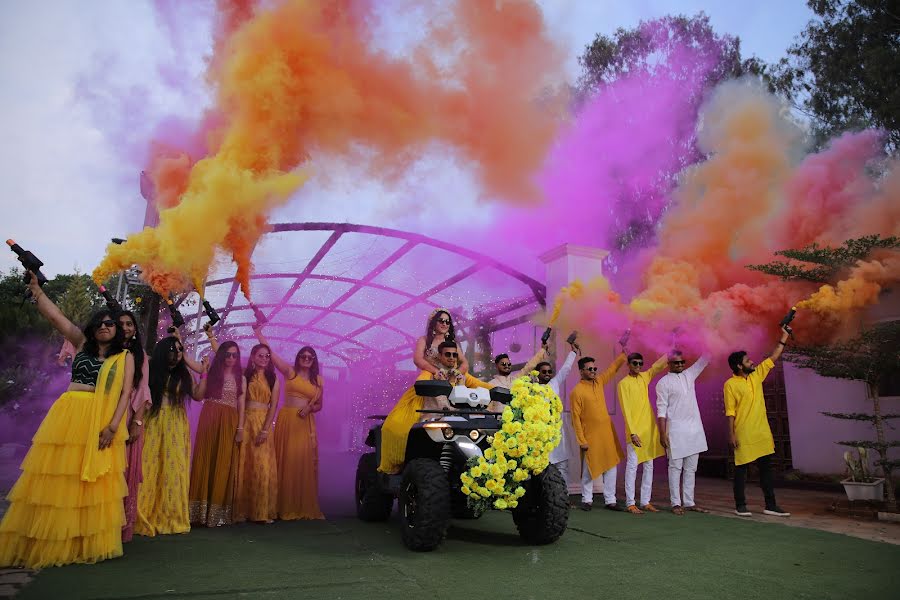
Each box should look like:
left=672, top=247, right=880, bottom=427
left=539, top=244, right=614, bottom=493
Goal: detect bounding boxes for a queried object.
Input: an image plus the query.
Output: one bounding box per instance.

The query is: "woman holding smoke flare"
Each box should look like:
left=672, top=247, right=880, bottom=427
left=189, top=337, right=246, bottom=526
left=135, top=336, right=198, bottom=536
left=254, top=326, right=324, bottom=520
left=117, top=310, right=151, bottom=543
left=234, top=343, right=280, bottom=524
left=0, top=272, right=134, bottom=568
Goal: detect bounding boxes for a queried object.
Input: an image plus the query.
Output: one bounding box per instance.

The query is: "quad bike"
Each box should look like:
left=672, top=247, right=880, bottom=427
left=355, top=380, right=568, bottom=551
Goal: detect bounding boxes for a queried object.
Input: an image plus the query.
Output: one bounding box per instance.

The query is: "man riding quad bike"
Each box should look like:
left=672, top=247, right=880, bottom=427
left=356, top=380, right=569, bottom=551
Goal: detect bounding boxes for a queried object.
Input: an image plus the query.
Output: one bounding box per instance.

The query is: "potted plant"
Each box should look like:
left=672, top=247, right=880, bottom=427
left=841, top=448, right=885, bottom=502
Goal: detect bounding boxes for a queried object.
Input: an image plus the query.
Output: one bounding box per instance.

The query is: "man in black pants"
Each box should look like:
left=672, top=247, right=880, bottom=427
left=724, top=325, right=791, bottom=517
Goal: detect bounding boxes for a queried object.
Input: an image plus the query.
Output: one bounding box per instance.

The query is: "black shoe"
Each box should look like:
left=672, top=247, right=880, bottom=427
left=580, top=502, right=593, bottom=511
left=735, top=505, right=752, bottom=517
left=763, top=506, right=791, bottom=517
left=605, top=503, right=623, bottom=512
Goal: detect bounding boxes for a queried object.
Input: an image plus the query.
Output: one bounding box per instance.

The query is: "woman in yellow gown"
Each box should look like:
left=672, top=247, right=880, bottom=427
left=135, top=336, right=198, bottom=536
left=255, top=327, right=324, bottom=520
left=378, top=308, right=467, bottom=474
left=234, top=344, right=280, bottom=523
left=0, top=274, right=134, bottom=568
left=189, top=340, right=246, bottom=526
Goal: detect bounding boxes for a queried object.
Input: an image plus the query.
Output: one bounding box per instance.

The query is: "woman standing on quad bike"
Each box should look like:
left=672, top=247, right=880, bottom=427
left=378, top=309, right=471, bottom=474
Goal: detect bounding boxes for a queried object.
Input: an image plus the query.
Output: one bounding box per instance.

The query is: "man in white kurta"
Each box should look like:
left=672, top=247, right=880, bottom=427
left=655, top=352, right=709, bottom=515
left=488, top=344, right=548, bottom=388
left=535, top=336, right=579, bottom=487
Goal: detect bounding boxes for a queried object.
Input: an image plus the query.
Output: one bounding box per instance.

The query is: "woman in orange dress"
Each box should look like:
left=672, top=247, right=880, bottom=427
left=254, top=326, right=324, bottom=520
left=234, top=344, right=280, bottom=523
left=188, top=340, right=246, bottom=527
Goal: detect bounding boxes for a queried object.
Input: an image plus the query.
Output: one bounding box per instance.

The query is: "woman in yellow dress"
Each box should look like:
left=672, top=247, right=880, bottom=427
left=0, top=273, right=134, bottom=568
left=378, top=308, right=467, bottom=474
left=254, top=326, right=324, bottom=520
left=135, top=336, right=198, bottom=536
left=189, top=340, right=246, bottom=526
left=234, top=344, right=280, bottom=523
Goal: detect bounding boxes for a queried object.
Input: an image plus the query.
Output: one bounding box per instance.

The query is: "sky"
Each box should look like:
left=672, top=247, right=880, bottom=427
left=0, top=0, right=815, bottom=279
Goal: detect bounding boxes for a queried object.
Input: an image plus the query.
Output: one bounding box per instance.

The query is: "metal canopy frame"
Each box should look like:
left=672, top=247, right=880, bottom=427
left=177, top=222, right=546, bottom=369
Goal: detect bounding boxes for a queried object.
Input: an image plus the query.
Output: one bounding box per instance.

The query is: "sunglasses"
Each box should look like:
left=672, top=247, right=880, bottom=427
left=98, top=319, right=116, bottom=328
left=442, top=352, right=459, bottom=358
left=436, top=318, right=451, bottom=325
left=539, top=370, right=553, bottom=375
left=630, top=361, right=644, bottom=366
left=225, top=352, right=239, bottom=358
left=584, top=367, right=598, bottom=372
left=670, top=360, right=686, bottom=366
left=256, top=353, right=271, bottom=359
left=498, top=362, right=512, bottom=368
left=299, top=354, right=315, bottom=360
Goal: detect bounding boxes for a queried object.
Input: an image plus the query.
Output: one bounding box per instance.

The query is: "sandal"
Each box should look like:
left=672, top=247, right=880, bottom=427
left=672, top=505, right=684, bottom=516
left=686, top=506, right=710, bottom=514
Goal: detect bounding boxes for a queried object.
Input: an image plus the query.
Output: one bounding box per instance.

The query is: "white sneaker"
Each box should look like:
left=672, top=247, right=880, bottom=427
left=735, top=506, right=752, bottom=517
left=763, top=507, right=791, bottom=517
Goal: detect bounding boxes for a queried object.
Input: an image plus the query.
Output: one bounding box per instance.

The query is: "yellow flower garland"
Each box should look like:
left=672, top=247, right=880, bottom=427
left=460, top=373, right=563, bottom=512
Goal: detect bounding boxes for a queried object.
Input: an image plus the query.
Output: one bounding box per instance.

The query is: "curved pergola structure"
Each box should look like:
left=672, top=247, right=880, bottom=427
left=175, top=223, right=546, bottom=370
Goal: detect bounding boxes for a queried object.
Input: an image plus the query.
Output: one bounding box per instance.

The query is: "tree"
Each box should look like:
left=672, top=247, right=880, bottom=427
left=750, top=235, right=900, bottom=511
left=749, top=0, right=900, bottom=150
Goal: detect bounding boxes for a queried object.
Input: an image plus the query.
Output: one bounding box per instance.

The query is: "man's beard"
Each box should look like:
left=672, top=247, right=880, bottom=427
left=742, top=365, right=756, bottom=374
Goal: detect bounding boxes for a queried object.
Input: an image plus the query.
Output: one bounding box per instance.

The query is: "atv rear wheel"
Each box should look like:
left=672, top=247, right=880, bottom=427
left=399, top=458, right=451, bottom=551
left=356, top=452, right=393, bottom=522
left=512, top=463, right=568, bottom=545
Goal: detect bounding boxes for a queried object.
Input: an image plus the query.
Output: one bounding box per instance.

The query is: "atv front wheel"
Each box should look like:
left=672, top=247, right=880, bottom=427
left=399, top=458, right=451, bottom=551
left=356, top=452, right=393, bottom=521
left=511, top=463, right=568, bottom=545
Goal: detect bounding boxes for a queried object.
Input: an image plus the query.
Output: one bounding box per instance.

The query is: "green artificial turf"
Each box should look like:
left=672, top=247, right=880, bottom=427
left=19, top=509, right=899, bottom=600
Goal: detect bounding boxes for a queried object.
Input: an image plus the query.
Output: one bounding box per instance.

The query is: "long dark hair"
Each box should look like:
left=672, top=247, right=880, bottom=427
left=81, top=309, right=125, bottom=358
left=424, top=310, right=456, bottom=350
left=148, top=336, right=193, bottom=416
left=206, top=341, right=244, bottom=399
left=244, top=343, right=276, bottom=390
left=118, top=310, right=144, bottom=388
left=291, top=345, right=320, bottom=387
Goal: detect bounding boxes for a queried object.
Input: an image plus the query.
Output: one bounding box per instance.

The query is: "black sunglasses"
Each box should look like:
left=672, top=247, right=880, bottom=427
left=670, top=360, right=686, bottom=365
left=98, top=319, right=116, bottom=328
left=584, top=367, right=598, bottom=372
left=539, top=369, right=554, bottom=375
left=498, top=362, right=512, bottom=367
left=443, top=352, right=459, bottom=358
left=630, top=360, right=644, bottom=366
left=436, top=318, right=451, bottom=325
left=299, top=354, right=315, bottom=360
left=225, top=351, right=239, bottom=358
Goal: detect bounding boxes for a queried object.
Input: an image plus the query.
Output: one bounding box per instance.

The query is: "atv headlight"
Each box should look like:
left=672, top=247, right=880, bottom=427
left=443, top=427, right=455, bottom=440
left=423, top=422, right=455, bottom=440
left=468, top=429, right=481, bottom=441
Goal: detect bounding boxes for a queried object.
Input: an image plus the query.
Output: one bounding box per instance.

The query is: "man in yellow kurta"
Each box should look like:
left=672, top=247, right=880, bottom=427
left=570, top=351, right=626, bottom=511
left=617, top=352, right=668, bottom=514
left=378, top=341, right=492, bottom=474
left=725, top=325, right=791, bottom=517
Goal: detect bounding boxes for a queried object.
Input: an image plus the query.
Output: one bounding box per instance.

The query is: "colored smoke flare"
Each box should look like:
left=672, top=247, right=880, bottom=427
left=93, top=0, right=564, bottom=299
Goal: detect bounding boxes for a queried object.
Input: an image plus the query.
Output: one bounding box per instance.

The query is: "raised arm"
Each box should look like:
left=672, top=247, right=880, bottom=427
left=254, top=325, right=294, bottom=378
left=520, top=345, right=549, bottom=375
left=554, top=350, right=578, bottom=384
left=598, top=352, right=627, bottom=385
left=170, top=328, right=206, bottom=374
left=766, top=326, right=791, bottom=363
left=647, top=354, right=669, bottom=378
left=685, top=355, right=710, bottom=380
left=27, top=272, right=85, bottom=349
left=413, top=336, right=438, bottom=375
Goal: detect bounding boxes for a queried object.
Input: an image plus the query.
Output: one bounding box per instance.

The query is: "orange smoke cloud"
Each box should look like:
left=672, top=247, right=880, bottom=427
left=94, top=0, right=563, bottom=298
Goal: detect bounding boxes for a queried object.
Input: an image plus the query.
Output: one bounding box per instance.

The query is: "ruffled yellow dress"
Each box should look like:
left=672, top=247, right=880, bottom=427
left=0, top=351, right=129, bottom=569
left=135, top=389, right=191, bottom=537
left=189, top=376, right=240, bottom=527
left=377, top=371, right=433, bottom=474
left=235, top=372, right=278, bottom=523
left=275, top=375, right=324, bottom=520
